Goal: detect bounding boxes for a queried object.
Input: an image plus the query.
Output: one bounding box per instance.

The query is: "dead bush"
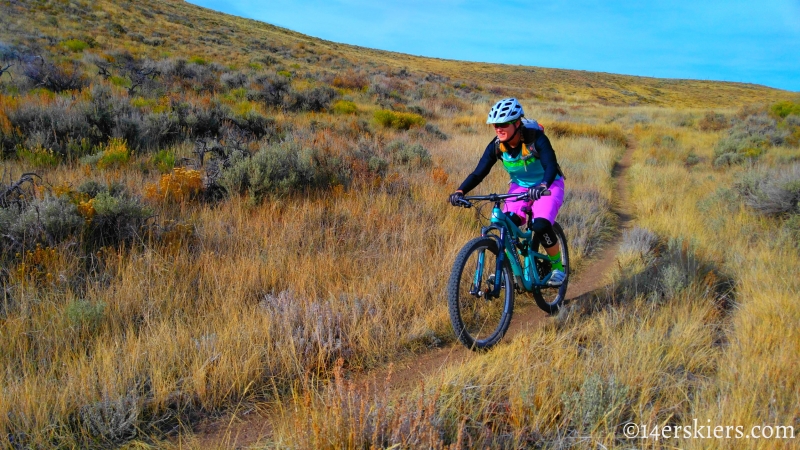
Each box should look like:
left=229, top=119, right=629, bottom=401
left=23, top=59, right=87, bottom=92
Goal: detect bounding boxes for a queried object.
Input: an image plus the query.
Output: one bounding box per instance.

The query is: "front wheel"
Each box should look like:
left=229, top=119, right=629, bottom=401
left=447, top=236, right=514, bottom=351
left=532, top=222, right=570, bottom=314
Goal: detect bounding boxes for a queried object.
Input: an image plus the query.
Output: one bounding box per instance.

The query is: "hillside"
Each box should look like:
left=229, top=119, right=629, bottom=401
left=1, top=0, right=799, bottom=448
left=0, top=0, right=792, bottom=108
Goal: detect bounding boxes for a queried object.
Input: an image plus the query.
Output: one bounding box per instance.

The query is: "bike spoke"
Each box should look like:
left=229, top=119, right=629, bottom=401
left=459, top=251, right=503, bottom=340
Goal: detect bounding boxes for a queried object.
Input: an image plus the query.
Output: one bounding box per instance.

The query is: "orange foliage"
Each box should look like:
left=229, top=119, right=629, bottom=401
left=431, top=166, right=449, bottom=185
left=145, top=167, right=203, bottom=203
left=15, top=244, right=61, bottom=285
left=0, top=94, right=18, bottom=133
left=77, top=198, right=96, bottom=220
left=332, top=70, right=368, bottom=91
left=52, top=183, right=73, bottom=199
left=159, top=220, right=195, bottom=254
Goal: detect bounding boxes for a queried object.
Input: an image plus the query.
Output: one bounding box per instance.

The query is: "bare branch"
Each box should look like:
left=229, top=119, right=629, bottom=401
left=0, top=62, right=12, bottom=80
left=1, top=172, right=40, bottom=210
left=94, top=61, right=112, bottom=79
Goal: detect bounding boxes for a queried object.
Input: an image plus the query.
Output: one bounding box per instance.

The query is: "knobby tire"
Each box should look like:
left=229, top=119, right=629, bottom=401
left=447, top=236, right=514, bottom=351
left=532, top=222, right=570, bottom=314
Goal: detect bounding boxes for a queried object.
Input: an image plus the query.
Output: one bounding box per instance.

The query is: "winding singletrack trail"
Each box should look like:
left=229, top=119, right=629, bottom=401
left=191, top=143, right=636, bottom=449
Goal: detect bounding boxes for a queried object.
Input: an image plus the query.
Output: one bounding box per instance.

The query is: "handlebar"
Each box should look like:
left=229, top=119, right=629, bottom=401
left=455, top=191, right=550, bottom=208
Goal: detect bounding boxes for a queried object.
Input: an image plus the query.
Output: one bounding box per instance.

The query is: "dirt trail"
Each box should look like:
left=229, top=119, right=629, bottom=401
left=192, top=144, right=636, bottom=448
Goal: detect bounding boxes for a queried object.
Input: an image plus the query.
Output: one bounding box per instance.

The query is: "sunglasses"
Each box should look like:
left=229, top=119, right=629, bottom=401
left=493, top=121, right=516, bottom=129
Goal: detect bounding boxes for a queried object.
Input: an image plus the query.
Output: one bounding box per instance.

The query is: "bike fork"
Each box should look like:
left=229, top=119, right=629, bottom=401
left=470, top=250, right=486, bottom=296
left=469, top=235, right=507, bottom=298
left=469, top=252, right=506, bottom=297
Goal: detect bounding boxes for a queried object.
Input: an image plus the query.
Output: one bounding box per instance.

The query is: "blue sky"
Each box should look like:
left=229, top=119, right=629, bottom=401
left=187, top=0, right=800, bottom=92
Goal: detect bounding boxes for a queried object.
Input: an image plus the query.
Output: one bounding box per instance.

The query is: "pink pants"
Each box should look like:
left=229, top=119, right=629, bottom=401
left=503, top=179, right=565, bottom=225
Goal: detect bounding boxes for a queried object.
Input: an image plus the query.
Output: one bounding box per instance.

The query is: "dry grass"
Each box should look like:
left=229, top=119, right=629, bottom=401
left=267, top=107, right=800, bottom=448
left=0, top=100, right=625, bottom=447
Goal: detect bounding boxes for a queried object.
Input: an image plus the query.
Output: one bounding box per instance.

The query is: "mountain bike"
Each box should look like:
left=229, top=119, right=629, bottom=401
left=447, top=192, right=570, bottom=350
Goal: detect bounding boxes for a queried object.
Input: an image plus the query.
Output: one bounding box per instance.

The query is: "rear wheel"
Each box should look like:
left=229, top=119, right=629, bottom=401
left=532, top=222, right=570, bottom=314
left=447, top=236, right=514, bottom=350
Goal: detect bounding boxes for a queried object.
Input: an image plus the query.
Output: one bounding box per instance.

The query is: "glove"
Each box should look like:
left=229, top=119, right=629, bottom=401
left=527, top=184, right=548, bottom=201
left=449, top=191, right=465, bottom=206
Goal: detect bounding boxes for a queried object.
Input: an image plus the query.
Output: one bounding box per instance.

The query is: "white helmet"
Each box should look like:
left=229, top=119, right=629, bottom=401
left=487, top=98, right=524, bottom=124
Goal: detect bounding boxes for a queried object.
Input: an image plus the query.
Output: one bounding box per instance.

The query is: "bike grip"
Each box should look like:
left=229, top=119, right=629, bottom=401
left=514, top=190, right=551, bottom=201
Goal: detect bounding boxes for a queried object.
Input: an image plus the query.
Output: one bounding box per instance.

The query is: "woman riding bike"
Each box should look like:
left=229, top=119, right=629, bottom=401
left=449, top=98, right=566, bottom=286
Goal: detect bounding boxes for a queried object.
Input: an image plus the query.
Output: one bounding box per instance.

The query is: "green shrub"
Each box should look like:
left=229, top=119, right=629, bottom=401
left=109, top=75, right=131, bottom=88
left=96, top=138, right=130, bottom=170
left=373, top=110, right=425, bottom=130
left=561, top=374, right=630, bottom=434
left=77, top=180, right=110, bottom=198
left=770, top=101, right=800, bottom=119
left=332, top=100, right=357, bottom=115
left=385, top=140, right=431, bottom=168
left=16, top=145, right=61, bottom=168
left=286, top=86, right=336, bottom=112
left=151, top=149, right=175, bottom=173
left=219, top=141, right=345, bottom=201
left=221, top=71, right=248, bottom=89
left=130, top=97, right=156, bottom=109
left=186, top=101, right=229, bottom=138
left=61, top=39, right=89, bottom=53
left=66, top=299, right=106, bottom=332
left=713, top=113, right=784, bottom=166
left=79, top=152, right=103, bottom=167
left=8, top=96, right=102, bottom=160
left=188, top=56, right=208, bottom=65
left=735, top=163, right=800, bottom=216
left=251, top=73, right=291, bottom=107
left=424, top=123, right=448, bottom=140
left=0, top=195, right=83, bottom=256
left=227, top=87, right=247, bottom=100
left=364, top=156, right=386, bottom=174
left=369, top=78, right=405, bottom=108
left=685, top=151, right=700, bottom=167
left=85, top=190, right=151, bottom=248
left=115, top=110, right=183, bottom=152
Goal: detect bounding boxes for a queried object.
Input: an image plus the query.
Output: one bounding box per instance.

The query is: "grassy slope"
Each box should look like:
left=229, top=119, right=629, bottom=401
left=1, top=0, right=793, bottom=108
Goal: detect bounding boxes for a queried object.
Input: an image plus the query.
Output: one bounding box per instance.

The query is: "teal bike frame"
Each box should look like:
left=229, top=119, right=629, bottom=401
left=461, top=193, right=556, bottom=295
